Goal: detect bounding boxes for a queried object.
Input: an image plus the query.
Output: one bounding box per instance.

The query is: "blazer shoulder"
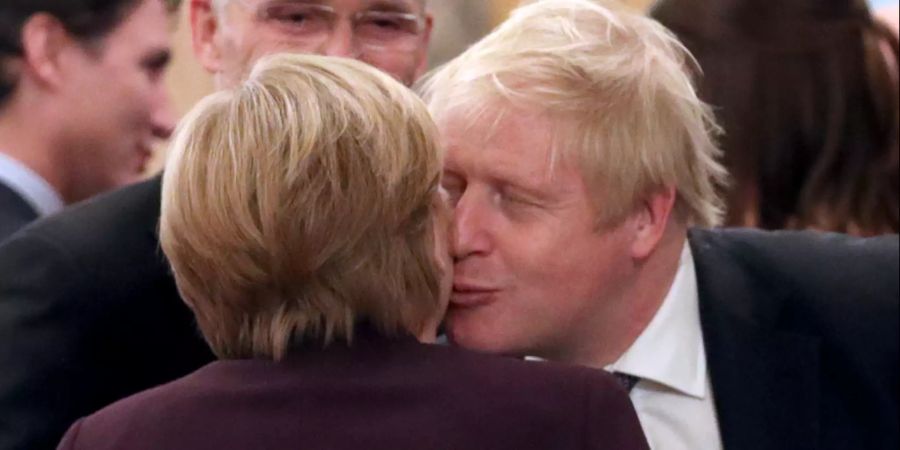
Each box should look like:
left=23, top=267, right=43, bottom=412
left=690, top=227, right=899, bottom=263
left=0, top=182, right=38, bottom=241
left=50, top=365, right=213, bottom=449
left=13, top=176, right=162, bottom=256
left=690, top=228, right=899, bottom=303
left=430, top=344, right=622, bottom=392
left=425, top=346, right=647, bottom=445
left=65, top=352, right=650, bottom=450
left=690, top=228, right=898, bottom=363
left=465, top=354, right=647, bottom=450
left=0, top=175, right=168, bottom=337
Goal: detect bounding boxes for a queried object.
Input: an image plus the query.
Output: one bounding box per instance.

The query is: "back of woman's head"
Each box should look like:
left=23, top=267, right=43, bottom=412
left=160, top=53, right=445, bottom=360
left=652, top=0, right=899, bottom=234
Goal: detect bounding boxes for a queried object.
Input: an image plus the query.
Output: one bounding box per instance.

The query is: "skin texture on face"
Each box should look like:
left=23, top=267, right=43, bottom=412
left=440, top=110, right=647, bottom=364
left=193, top=0, right=432, bottom=88
left=56, top=0, right=174, bottom=202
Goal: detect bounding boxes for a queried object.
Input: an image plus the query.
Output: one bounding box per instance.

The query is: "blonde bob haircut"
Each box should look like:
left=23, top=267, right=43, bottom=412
left=420, top=0, right=728, bottom=227
left=160, top=53, right=444, bottom=360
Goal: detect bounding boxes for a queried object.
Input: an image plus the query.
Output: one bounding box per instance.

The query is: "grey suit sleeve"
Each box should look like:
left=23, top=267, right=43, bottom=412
left=0, top=231, right=93, bottom=450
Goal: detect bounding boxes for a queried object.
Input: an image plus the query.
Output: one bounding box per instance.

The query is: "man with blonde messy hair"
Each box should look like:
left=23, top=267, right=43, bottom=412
left=422, top=1, right=899, bottom=449
left=57, top=53, right=649, bottom=450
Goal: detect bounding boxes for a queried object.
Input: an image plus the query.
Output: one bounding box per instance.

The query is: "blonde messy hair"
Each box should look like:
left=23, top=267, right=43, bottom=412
left=160, top=53, right=444, bottom=360
left=420, top=0, right=728, bottom=227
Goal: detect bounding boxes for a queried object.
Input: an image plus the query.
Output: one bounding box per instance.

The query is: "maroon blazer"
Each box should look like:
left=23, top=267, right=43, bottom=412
left=57, top=332, right=649, bottom=450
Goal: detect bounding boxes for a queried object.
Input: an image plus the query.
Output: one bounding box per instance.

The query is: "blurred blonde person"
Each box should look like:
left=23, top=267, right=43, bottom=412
left=56, top=53, right=649, bottom=450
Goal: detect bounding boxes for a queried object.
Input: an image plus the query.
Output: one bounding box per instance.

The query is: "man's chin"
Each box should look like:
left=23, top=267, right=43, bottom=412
left=444, top=319, right=527, bottom=358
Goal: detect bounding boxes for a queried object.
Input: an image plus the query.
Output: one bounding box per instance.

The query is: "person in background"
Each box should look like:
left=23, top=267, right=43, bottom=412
left=651, top=0, right=900, bottom=235
left=422, top=0, right=899, bottom=449
left=57, top=53, right=649, bottom=450
left=0, top=1, right=433, bottom=449
left=877, top=3, right=899, bottom=34
left=0, top=0, right=175, bottom=241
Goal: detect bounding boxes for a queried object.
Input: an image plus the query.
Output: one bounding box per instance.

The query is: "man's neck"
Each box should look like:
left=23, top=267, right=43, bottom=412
left=560, top=225, right=689, bottom=369
left=0, top=106, right=67, bottom=202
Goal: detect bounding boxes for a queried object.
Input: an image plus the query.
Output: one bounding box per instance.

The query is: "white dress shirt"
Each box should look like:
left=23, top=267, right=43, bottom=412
left=0, top=153, right=64, bottom=217
left=604, top=244, right=724, bottom=450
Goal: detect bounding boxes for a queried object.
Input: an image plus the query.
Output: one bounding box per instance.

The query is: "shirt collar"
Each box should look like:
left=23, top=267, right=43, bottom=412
left=0, top=153, right=64, bottom=217
left=605, top=243, right=708, bottom=399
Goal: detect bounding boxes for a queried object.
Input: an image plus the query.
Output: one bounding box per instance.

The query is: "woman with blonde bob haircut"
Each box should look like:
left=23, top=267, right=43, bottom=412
left=55, top=53, right=650, bottom=450
left=161, top=52, right=446, bottom=359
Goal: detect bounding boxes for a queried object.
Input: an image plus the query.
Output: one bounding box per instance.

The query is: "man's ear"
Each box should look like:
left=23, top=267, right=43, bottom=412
left=413, top=14, right=434, bottom=80
left=190, top=0, right=223, bottom=73
left=19, top=13, right=71, bottom=91
left=629, top=186, right=677, bottom=260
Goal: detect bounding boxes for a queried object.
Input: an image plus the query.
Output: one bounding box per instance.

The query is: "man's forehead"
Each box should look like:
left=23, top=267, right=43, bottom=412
left=441, top=112, right=572, bottom=188
left=440, top=107, right=556, bottom=157
left=107, top=0, right=171, bottom=46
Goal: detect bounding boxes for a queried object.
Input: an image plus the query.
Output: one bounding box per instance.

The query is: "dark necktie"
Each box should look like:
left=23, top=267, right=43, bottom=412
left=613, top=372, right=641, bottom=393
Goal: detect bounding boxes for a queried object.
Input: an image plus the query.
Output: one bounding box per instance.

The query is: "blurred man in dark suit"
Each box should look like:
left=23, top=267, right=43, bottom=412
left=0, top=1, right=433, bottom=449
left=422, top=1, right=899, bottom=449
left=0, top=0, right=175, bottom=241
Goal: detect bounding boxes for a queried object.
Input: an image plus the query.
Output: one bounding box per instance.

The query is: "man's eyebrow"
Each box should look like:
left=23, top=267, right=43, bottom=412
left=486, top=163, right=556, bottom=194
left=279, top=0, right=328, bottom=6
left=363, top=0, right=417, bottom=13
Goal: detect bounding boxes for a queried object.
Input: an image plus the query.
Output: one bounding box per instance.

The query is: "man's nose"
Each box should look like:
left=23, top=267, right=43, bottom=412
left=151, top=91, right=176, bottom=140
left=451, top=192, right=493, bottom=260
left=320, top=21, right=360, bottom=58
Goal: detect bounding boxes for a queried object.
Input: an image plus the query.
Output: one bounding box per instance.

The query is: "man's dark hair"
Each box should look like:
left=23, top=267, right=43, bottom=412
left=0, top=0, right=180, bottom=106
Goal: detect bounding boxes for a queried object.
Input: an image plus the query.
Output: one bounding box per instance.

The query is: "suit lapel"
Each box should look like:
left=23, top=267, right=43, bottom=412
left=0, top=181, right=40, bottom=220
left=690, top=230, right=821, bottom=450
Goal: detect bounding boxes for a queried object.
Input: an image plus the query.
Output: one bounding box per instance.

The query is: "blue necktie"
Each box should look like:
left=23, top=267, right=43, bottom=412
left=613, top=372, right=640, bottom=393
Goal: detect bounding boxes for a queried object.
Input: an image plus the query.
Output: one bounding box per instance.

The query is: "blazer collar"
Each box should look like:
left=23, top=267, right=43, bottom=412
left=0, top=153, right=64, bottom=217
left=689, top=229, right=821, bottom=450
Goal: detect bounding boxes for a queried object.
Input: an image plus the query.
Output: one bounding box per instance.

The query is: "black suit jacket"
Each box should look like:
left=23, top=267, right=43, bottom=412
left=0, top=176, right=214, bottom=450
left=57, top=332, right=650, bottom=450
left=0, top=182, right=38, bottom=242
left=689, top=228, right=899, bottom=450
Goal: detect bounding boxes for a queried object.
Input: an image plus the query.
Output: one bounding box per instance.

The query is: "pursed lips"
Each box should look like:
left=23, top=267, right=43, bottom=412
left=450, top=280, right=500, bottom=308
